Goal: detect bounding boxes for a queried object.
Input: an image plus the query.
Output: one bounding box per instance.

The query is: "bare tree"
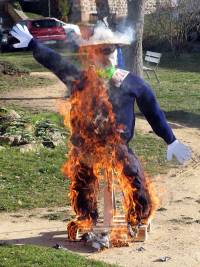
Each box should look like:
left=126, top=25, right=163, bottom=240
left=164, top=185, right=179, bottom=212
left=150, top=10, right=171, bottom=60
left=49, top=0, right=71, bottom=21
left=148, top=0, right=200, bottom=55
left=125, top=0, right=145, bottom=77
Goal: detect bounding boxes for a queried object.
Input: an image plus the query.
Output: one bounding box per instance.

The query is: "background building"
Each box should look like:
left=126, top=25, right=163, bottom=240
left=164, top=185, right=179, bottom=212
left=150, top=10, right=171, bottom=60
left=71, top=0, right=158, bottom=22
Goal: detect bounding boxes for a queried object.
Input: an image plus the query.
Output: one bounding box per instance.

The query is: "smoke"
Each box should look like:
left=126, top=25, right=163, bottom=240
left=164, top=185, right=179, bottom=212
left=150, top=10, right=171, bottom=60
left=78, top=21, right=135, bottom=46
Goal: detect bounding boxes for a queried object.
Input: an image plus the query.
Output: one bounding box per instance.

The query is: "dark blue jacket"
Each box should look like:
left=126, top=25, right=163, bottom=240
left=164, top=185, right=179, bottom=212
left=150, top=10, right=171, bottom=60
left=29, top=39, right=176, bottom=145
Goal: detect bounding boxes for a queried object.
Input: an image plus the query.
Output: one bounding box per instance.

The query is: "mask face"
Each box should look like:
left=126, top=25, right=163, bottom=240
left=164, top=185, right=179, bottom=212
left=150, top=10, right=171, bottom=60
left=95, top=45, right=117, bottom=66
left=80, top=45, right=118, bottom=68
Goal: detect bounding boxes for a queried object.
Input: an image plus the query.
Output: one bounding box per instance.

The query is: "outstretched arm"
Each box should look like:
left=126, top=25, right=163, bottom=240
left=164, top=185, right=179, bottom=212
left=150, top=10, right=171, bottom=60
left=10, top=24, right=81, bottom=85
left=117, top=71, right=191, bottom=164
left=135, top=83, right=175, bottom=145
left=134, top=81, right=191, bottom=163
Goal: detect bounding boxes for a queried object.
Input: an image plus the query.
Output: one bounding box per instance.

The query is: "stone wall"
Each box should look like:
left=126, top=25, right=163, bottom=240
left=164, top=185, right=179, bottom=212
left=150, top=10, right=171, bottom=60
left=77, top=0, right=159, bottom=22
left=79, top=0, right=128, bottom=22
left=145, top=0, right=157, bottom=14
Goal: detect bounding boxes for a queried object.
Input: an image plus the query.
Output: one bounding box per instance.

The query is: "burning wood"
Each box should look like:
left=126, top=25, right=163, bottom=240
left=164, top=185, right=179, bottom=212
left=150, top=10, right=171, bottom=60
left=66, top=177, right=152, bottom=248
left=111, top=239, right=129, bottom=248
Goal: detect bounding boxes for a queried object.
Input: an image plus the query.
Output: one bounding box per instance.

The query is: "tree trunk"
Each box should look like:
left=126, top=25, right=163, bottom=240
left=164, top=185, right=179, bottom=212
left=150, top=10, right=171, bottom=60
left=95, top=0, right=111, bottom=24
left=68, top=0, right=81, bottom=23
left=125, top=0, right=145, bottom=77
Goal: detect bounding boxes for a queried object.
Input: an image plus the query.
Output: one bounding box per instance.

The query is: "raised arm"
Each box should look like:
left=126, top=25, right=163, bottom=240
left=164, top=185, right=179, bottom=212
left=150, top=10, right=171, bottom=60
left=10, top=24, right=81, bottom=85
left=29, top=39, right=81, bottom=84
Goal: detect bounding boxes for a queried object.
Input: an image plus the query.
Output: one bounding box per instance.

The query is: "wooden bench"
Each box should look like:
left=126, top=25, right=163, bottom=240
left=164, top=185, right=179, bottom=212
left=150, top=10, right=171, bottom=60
left=143, top=51, right=162, bottom=83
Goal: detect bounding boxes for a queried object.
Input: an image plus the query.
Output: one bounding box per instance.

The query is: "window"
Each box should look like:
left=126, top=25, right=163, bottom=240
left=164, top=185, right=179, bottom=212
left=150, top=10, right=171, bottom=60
left=31, top=20, right=58, bottom=29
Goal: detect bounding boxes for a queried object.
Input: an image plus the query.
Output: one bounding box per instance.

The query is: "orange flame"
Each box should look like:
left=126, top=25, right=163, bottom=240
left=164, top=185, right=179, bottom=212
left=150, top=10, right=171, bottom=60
left=60, top=46, right=158, bottom=240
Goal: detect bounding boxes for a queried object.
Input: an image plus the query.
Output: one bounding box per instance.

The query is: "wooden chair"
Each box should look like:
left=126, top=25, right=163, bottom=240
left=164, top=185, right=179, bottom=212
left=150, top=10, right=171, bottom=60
left=143, top=51, right=162, bottom=83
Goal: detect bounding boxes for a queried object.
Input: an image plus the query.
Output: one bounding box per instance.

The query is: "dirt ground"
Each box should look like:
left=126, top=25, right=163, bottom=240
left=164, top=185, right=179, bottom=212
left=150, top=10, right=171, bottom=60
left=0, top=72, right=68, bottom=111
left=0, top=73, right=199, bottom=267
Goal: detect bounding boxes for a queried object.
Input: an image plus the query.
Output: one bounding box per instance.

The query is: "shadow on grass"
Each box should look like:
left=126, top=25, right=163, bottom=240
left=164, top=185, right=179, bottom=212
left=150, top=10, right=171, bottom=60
left=165, top=110, right=200, bottom=129
left=160, top=52, right=200, bottom=73
left=136, top=110, right=200, bottom=129
left=0, top=230, right=95, bottom=254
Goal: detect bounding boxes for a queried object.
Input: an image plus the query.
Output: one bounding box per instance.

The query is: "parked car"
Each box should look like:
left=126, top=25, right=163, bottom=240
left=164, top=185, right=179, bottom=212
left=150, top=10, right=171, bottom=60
left=1, top=18, right=81, bottom=52
left=21, top=18, right=80, bottom=45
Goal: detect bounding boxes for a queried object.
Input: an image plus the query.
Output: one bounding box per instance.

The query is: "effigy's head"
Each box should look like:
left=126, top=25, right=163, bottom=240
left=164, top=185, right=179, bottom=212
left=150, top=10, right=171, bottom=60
left=79, top=44, right=117, bottom=71
left=78, top=22, right=134, bottom=70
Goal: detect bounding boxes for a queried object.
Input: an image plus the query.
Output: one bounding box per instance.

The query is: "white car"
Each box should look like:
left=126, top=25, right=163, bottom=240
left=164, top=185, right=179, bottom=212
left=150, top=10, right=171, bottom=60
left=61, top=22, right=81, bottom=36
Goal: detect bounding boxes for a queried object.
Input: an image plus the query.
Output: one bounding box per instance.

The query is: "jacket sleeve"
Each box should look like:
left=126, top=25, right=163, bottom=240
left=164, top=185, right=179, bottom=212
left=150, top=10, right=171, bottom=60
left=126, top=76, right=176, bottom=145
left=28, top=39, right=81, bottom=85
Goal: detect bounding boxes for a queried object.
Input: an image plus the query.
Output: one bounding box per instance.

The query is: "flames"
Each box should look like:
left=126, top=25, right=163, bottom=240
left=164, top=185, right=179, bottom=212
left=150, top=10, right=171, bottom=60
left=59, top=46, right=158, bottom=243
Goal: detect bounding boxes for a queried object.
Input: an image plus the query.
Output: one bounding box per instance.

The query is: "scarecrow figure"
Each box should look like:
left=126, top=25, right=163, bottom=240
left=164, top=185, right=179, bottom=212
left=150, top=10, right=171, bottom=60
left=10, top=23, right=191, bottom=228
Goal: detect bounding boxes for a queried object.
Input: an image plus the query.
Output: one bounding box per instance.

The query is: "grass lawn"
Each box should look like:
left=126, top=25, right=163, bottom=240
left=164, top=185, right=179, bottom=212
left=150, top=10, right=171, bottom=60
left=0, top=52, right=57, bottom=93
left=147, top=53, right=200, bottom=127
left=0, top=51, right=77, bottom=73
left=25, top=12, right=44, bottom=19
left=1, top=50, right=199, bottom=123
left=0, top=245, right=117, bottom=267
left=0, top=109, right=69, bottom=212
left=0, top=108, right=170, bottom=212
left=0, top=145, right=68, bottom=211
left=0, top=132, right=168, bottom=212
left=0, top=52, right=45, bottom=72
left=0, top=51, right=76, bottom=93
left=1, top=52, right=199, bottom=212
left=0, top=52, right=198, bottom=266
left=0, top=74, right=55, bottom=93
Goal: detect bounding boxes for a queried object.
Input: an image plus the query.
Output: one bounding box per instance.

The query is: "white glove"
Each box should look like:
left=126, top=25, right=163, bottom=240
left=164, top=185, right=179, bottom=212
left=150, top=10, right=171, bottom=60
left=10, top=24, right=33, bottom=48
left=167, top=140, right=192, bottom=164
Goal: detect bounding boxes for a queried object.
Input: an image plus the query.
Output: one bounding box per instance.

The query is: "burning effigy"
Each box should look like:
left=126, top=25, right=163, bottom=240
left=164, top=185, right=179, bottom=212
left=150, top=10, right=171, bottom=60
left=61, top=64, right=157, bottom=248
left=10, top=20, right=191, bottom=250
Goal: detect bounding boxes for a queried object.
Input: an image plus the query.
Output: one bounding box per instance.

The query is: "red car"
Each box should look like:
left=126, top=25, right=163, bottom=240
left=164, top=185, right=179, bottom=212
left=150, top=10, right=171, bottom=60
left=20, top=18, right=67, bottom=45
left=1, top=18, right=81, bottom=52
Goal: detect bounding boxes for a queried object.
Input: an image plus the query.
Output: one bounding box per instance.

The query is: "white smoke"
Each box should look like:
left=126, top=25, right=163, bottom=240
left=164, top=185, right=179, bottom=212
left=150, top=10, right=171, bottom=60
left=79, top=21, right=135, bottom=46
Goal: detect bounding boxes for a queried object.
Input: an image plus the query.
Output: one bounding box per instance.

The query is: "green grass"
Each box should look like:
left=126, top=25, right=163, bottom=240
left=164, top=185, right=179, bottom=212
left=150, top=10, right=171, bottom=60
left=0, top=51, right=78, bottom=73
left=0, top=245, right=117, bottom=267
left=25, top=12, right=44, bottom=19
left=0, top=109, right=169, bottom=212
left=0, top=109, right=70, bottom=212
left=0, top=145, right=68, bottom=211
left=0, top=131, right=167, bottom=212
left=146, top=53, right=200, bottom=127
left=0, top=52, right=46, bottom=72
left=0, top=74, right=55, bottom=93
left=1, top=53, right=199, bottom=212
left=1, top=51, right=198, bottom=267
left=132, top=131, right=174, bottom=175
left=19, top=109, right=64, bottom=125
left=2, top=50, right=199, bottom=124
left=0, top=51, right=78, bottom=94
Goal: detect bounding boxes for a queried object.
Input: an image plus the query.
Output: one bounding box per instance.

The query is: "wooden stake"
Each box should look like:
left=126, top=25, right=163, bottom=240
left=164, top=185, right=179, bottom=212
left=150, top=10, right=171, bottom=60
left=103, top=183, right=113, bottom=227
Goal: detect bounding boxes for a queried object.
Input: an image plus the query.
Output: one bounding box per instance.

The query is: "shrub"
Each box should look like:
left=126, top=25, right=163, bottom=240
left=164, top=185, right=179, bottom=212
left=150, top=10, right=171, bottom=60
left=143, top=0, right=200, bottom=55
